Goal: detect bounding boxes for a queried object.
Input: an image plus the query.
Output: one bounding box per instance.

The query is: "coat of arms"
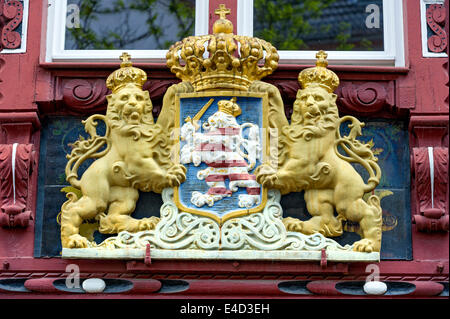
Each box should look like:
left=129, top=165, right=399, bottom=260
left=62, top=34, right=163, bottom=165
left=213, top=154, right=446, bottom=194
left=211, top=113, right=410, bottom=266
left=174, top=92, right=268, bottom=224
left=60, top=5, right=384, bottom=262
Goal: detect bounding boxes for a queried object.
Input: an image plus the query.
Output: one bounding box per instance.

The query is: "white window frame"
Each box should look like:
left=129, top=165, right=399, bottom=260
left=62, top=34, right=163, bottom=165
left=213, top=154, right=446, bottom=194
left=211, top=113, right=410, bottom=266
left=238, top=0, right=405, bottom=67
left=420, top=0, right=448, bottom=58
left=45, top=0, right=209, bottom=62
left=1, top=0, right=29, bottom=54
left=46, top=0, right=405, bottom=67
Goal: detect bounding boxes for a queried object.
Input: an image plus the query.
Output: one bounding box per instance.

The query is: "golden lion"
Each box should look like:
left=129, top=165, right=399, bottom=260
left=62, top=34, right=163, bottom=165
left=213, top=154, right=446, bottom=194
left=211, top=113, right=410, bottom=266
left=60, top=59, right=187, bottom=248
left=256, top=52, right=383, bottom=253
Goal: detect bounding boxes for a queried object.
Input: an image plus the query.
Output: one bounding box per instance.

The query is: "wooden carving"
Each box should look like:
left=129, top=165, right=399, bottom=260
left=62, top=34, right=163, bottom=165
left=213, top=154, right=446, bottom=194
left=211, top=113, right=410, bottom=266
left=0, top=143, right=34, bottom=227
left=0, top=0, right=23, bottom=51
left=426, top=3, right=448, bottom=53
left=411, top=147, right=449, bottom=232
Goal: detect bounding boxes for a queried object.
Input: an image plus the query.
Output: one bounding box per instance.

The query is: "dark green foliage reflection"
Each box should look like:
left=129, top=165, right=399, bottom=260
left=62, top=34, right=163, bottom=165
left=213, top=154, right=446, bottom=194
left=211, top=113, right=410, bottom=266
left=65, top=0, right=195, bottom=50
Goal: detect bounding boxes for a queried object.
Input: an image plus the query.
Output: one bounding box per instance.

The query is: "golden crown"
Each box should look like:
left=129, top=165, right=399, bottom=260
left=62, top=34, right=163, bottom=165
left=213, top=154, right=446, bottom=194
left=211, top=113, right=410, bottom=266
left=298, top=51, right=339, bottom=93
left=166, top=4, right=279, bottom=92
left=218, top=97, right=242, bottom=117
left=106, top=52, right=147, bottom=93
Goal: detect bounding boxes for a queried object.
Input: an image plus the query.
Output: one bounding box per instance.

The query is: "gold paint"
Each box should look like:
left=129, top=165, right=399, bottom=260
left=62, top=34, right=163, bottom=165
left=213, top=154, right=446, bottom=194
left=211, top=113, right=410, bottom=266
left=217, top=97, right=242, bottom=117
left=344, top=190, right=397, bottom=233
left=79, top=221, right=100, bottom=242
left=59, top=3, right=387, bottom=256
left=366, top=139, right=383, bottom=156
left=173, top=90, right=269, bottom=225
left=215, top=4, right=231, bottom=19
left=255, top=51, right=384, bottom=252
left=185, top=98, right=215, bottom=131
left=213, top=4, right=233, bottom=34
left=60, top=54, right=187, bottom=248
left=106, top=51, right=147, bottom=94
left=166, top=6, right=279, bottom=92
left=298, top=50, right=340, bottom=93
left=119, top=52, right=131, bottom=63
left=58, top=186, right=99, bottom=242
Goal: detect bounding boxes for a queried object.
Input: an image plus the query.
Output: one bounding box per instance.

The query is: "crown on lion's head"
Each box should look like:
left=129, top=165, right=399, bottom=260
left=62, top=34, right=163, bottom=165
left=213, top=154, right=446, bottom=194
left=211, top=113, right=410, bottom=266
left=298, top=51, right=339, bottom=93
left=105, top=54, right=154, bottom=128
left=166, top=5, right=279, bottom=92
left=106, top=52, right=147, bottom=93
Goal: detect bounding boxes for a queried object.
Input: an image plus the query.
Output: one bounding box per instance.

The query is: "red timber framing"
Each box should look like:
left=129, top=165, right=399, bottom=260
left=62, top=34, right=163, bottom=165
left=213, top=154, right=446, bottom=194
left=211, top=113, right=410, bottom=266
left=0, top=0, right=448, bottom=299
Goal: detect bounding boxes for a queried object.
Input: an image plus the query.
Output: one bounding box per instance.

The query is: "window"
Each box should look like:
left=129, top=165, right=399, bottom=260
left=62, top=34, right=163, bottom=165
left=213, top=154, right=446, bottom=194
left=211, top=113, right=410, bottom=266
left=46, top=0, right=404, bottom=66
left=45, top=0, right=208, bottom=62
left=238, top=0, right=404, bottom=66
left=254, top=0, right=385, bottom=52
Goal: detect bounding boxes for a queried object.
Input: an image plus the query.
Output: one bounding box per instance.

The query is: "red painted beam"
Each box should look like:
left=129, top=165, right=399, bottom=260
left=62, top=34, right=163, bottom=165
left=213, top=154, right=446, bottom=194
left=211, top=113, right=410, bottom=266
left=1, top=258, right=448, bottom=278
left=407, top=281, right=445, bottom=296
left=306, top=280, right=341, bottom=296
left=174, top=279, right=283, bottom=296
left=126, top=259, right=349, bottom=275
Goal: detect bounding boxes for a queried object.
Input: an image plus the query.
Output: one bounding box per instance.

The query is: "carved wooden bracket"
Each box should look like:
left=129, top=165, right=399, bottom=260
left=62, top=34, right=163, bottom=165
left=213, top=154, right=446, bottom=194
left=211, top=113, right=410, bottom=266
left=0, top=113, right=39, bottom=228
left=336, top=81, right=395, bottom=115
left=60, top=78, right=108, bottom=114
left=409, top=116, right=449, bottom=233
left=0, top=143, right=35, bottom=228
left=411, top=147, right=449, bottom=232
left=0, top=0, right=23, bottom=51
left=426, top=3, right=448, bottom=53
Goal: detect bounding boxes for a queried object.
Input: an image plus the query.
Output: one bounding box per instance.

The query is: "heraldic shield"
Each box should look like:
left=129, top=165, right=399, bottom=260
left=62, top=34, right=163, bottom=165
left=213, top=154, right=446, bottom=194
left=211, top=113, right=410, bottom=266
left=174, top=92, right=268, bottom=224
left=60, top=5, right=382, bottom=262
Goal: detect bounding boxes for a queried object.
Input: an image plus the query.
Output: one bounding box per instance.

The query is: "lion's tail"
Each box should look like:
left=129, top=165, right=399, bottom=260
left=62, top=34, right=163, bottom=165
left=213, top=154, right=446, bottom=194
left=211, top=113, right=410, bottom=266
left=367, top=194, right=382, bottom=212
left=65, top=115, right=110, bottom=189
left=334, top=116, right=381, bottom=193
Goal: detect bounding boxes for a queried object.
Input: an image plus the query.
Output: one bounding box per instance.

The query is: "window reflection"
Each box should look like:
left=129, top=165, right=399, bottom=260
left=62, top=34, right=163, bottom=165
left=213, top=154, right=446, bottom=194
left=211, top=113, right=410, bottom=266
left=253, top=0, right=384, bottom=51
left=65, top=0, right=195, bottom=50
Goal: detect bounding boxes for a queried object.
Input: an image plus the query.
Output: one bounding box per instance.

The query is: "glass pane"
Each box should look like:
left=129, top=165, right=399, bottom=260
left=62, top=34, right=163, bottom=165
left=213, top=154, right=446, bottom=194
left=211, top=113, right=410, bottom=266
left=65, top=0, right=195, bottom=50
left=254, top=0, right=384, bottom=51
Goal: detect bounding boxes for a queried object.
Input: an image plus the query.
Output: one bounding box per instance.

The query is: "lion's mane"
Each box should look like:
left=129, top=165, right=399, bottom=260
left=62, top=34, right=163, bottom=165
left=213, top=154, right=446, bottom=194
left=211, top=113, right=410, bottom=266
left=105, top=94, right=173, bottom=170
left=275, top=89, right=339, bottom=168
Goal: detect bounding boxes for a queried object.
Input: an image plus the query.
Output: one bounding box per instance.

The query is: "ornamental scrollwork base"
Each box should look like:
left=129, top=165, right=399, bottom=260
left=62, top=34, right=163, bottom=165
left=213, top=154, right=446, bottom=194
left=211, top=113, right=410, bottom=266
left=220, top=190, right=352, bottom=252
left=93, top=188, right=221, bottom=250
left=67, top=188, right=366, bottom=261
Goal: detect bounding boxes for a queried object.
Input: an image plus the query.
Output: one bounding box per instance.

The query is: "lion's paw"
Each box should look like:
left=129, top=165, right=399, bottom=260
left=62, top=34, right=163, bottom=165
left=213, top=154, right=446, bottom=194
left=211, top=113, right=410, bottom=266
left=353, top=238, right=380, bottom=253
left=64, top=234, right=90, bottom=249
left=137, top=217, right=160, bottom=231
left=166, top=165, right=187, bottom=186
left=255, top=165, right=278, bottom=188
left=283, top=217, right=304, bottom=232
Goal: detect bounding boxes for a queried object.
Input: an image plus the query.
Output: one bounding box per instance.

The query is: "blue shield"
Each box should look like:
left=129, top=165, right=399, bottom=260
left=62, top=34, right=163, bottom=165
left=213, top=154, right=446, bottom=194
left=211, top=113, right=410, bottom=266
left=174, top=91, right=268, bottom=224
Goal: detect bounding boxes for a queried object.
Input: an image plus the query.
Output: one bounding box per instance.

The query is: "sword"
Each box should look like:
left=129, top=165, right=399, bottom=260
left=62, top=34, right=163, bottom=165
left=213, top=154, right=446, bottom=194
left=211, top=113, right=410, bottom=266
left=185, top=98, right=214, bottom=131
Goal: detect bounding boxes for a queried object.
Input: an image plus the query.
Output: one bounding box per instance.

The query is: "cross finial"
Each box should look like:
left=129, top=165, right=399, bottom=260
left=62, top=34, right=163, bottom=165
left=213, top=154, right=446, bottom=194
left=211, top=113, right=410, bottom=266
left=315, top=50, right=328, bottom=67
left=120, top=52, right=131, bottom=63
left=215, top=4, right=231, bottom=20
